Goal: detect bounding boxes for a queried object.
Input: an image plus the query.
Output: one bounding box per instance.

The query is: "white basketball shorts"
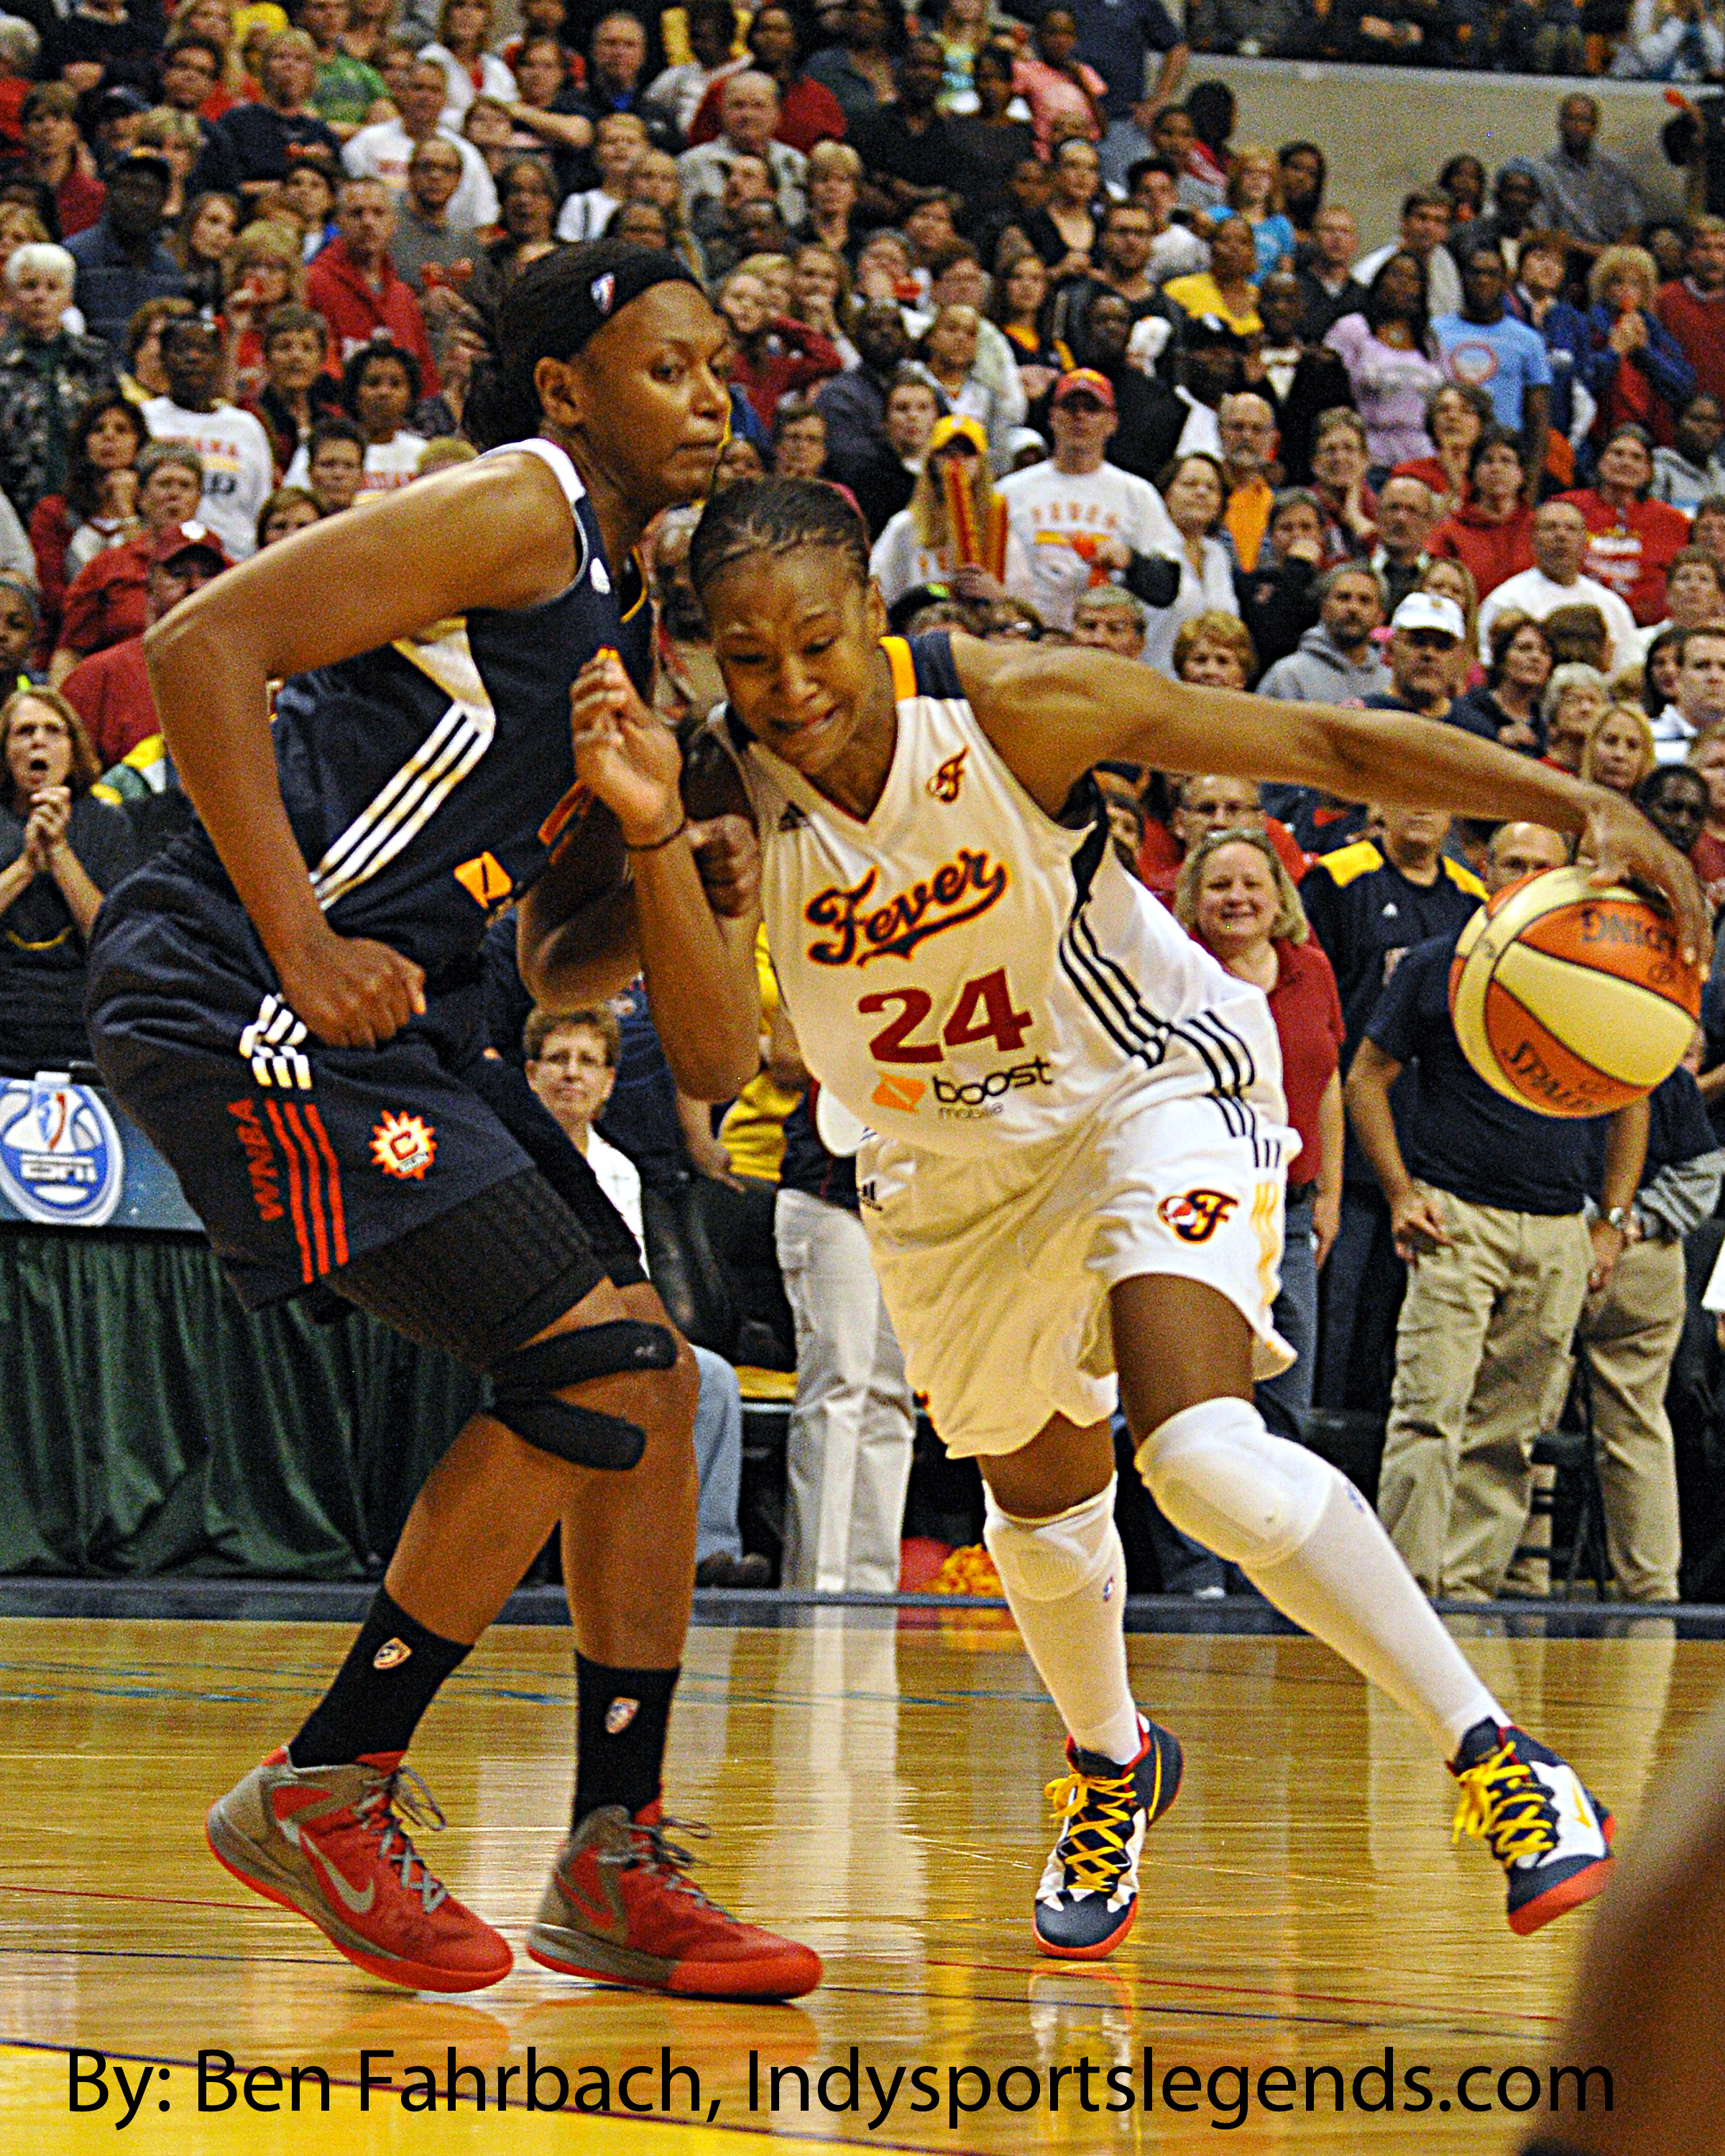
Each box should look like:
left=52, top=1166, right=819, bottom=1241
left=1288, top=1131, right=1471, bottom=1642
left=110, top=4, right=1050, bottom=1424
left=859, top=1087, right=1297, bottom=1460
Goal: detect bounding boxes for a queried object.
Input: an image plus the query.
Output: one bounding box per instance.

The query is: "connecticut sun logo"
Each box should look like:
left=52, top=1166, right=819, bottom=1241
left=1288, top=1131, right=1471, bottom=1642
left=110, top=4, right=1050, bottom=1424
left=370, top=1111, right=437, bottom=1180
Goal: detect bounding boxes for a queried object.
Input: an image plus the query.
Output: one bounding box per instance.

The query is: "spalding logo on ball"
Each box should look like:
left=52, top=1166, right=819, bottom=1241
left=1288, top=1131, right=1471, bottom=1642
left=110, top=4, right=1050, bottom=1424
left=1448, top=865, right=1702, bottom=1118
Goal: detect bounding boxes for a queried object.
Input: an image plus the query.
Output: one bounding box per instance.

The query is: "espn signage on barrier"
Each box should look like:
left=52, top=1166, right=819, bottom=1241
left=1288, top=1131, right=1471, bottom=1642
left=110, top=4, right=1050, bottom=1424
left=0, top=1071, right=201, bottom=1233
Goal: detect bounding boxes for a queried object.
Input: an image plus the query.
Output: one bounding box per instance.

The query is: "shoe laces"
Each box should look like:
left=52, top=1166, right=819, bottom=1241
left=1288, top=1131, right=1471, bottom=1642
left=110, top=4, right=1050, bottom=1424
left=606, top=1812, right=717, bottom=1905
left=351, top=1763, right=451, bottom=1914
left=1044, top=1768, right=1136, bottom=1897
left=1451, top=1740, right=1559, bottom=1867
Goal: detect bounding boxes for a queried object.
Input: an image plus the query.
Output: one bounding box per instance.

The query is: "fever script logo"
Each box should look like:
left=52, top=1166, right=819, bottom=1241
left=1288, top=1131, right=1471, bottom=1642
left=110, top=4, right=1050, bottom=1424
left=805, top=848, right=1008, bottom=965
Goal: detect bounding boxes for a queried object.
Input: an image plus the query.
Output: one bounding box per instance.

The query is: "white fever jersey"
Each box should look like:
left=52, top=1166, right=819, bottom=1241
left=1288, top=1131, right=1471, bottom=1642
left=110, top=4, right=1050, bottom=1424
left=717, top=632, right=1284, bottom=1162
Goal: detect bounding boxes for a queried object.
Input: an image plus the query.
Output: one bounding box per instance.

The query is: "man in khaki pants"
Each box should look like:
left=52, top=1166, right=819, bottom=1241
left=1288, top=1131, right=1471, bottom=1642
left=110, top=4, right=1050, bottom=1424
left=1346, top=823, right=1649, bottom=1600
left=1569, top=1063, right=1721, bottom=1600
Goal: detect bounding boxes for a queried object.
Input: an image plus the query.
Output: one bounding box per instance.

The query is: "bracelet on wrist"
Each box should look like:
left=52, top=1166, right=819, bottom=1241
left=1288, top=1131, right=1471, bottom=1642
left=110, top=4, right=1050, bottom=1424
left=625, top=814, right=689, bottom=853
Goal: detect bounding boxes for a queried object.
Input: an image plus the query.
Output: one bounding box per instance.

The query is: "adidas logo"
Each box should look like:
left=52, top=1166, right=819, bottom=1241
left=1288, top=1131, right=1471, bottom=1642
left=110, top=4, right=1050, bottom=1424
left=778, top=803, right=807, bottom=832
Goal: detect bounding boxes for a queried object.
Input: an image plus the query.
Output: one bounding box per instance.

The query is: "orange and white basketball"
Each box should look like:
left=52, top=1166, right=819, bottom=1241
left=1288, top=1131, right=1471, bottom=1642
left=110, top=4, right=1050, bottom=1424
left=1448, top=865, right=1702, bottom=1118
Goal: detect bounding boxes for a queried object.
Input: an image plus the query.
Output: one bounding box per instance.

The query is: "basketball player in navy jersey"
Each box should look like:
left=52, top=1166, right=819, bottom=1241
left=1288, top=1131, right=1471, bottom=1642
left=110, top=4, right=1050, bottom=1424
left=83, top=246, right=819, bottom=2001
left=545, top=478, right=1705, bottom=1962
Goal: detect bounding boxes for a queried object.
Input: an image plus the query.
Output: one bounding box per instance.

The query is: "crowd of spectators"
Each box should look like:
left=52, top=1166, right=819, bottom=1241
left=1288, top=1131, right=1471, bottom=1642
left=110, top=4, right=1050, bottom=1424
left=5, top=0, right=1725, bottom=1593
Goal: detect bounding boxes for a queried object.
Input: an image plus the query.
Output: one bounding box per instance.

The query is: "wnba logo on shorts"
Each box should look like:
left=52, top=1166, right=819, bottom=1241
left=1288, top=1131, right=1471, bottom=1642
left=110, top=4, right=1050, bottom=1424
left=605, top=1698, right=638, bottom=1735
left=372, top=1639, right=412, bottom=1670
left=1157, top=1189, right=1238, bottom=1243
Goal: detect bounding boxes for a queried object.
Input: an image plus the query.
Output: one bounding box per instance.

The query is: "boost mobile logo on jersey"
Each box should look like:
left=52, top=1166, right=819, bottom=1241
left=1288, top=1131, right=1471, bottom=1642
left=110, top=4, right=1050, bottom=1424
left=804, top=848, right=1008, bottom=966
left=932, top=1056, right=1054, bottom=1118
left=1158, top=1189, right=1238, bottom=1243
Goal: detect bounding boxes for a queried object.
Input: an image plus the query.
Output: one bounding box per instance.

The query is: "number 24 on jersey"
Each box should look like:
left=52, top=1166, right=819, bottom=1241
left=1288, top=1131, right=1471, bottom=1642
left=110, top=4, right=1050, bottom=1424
left=859, top=969, right=1034, bottom=1064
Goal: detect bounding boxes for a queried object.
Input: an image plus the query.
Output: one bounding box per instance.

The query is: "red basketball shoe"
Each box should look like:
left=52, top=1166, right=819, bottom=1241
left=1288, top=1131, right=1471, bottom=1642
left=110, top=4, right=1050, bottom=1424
left=206, top=1747, right=513, bottom=1992
left=528, top=1802, right=822, bottom=1999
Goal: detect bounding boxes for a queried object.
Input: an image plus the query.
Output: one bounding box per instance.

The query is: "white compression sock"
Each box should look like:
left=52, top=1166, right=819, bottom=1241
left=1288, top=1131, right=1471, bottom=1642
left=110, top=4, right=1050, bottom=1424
left=983, top=1478, right=1142, bottom=1766
left=1141, top=1400, right=1504, bottom=1758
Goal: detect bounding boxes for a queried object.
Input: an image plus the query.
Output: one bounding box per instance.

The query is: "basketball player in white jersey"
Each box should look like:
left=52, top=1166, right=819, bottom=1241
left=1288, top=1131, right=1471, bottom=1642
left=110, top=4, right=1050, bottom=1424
left=540, top=479, right=1706, bottom=1961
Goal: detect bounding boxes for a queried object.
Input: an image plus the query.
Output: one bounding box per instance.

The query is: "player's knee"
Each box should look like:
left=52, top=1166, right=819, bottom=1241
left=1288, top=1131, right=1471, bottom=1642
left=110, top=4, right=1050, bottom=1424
left=650, top=1339, right=703, bottom=1442
left=1136, top=1399, right=1333, bottom=1570
left=983, top=1477, right=1118, bottom=1601
left=487, top=1319, right=685, bottom=1472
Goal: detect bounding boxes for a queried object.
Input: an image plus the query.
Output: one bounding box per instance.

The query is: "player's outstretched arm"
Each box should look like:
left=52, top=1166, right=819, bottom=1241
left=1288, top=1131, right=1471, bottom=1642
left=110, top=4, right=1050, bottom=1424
left=564, top=651, right=762, bottom=1100
left=952, top=637, right=1711, bottom=967
left=144, top=453, right=585, bottom=1049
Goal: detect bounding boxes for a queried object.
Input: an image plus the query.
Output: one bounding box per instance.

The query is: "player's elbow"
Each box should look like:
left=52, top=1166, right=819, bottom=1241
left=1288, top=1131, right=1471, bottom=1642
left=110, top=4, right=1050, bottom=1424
left=142, top=604, right=196, bottom=687
left=665, top=1021, right=760, bottom=1105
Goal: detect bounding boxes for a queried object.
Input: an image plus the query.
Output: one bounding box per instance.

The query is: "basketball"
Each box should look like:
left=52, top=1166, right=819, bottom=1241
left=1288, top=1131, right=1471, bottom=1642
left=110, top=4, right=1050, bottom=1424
left=1448, top=865, right=1703, bottom=1118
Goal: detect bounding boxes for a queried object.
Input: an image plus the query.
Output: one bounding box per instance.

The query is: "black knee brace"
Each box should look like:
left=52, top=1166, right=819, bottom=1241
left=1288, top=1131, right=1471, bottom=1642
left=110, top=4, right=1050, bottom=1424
left=487, top=1321, right=677, bottom=1471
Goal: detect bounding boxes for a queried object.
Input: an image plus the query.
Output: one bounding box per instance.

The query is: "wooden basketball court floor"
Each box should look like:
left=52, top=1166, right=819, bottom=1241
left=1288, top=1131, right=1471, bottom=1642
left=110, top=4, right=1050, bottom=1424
left=0, top=1601, right=1714, bottom=2156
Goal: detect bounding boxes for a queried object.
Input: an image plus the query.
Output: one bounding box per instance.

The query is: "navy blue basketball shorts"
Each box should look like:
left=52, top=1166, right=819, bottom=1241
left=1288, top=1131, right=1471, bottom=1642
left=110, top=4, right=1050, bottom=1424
left=86, top=875, right=645, bottom=1366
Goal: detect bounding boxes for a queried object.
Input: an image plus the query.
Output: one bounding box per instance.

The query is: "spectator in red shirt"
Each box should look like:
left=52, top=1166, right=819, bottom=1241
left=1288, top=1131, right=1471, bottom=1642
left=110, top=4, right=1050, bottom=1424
left=717, top=264, right=841, bottom=429
left=1177, top=825, right=1344, bottom=1432
left=305, top=175, right=439, bottom=392
left=685, top=6, right=845, bottom=157
left=1430, top=430, right=1535, bottom=600
left=1560, top=423, right=1691, bottom=628
left=20, top=86, right=107, bottom=240
left=1655, top=216, right=1725, bottom=417
left=0, top=19, right=36, bottom=160
left=50, top=441, right=204, bottom=683
left=1138, top=755, right=1312, bottom=900
left=62, top=521, right=231, bottom=768
left=29, top=394, right=149, bottom=648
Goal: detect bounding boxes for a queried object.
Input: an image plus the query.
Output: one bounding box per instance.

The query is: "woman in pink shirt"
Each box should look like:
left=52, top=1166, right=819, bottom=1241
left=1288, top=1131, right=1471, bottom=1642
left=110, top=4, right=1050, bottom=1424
left=1012, top=6, right=1105, bottom=155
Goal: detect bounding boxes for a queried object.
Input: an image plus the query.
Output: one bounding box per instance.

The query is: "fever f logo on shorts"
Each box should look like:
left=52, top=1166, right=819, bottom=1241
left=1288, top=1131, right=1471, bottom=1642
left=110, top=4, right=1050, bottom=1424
left=1157, top=1189, right=1239, bottom=1243
left=369, top=1111, right=437, bottom=1180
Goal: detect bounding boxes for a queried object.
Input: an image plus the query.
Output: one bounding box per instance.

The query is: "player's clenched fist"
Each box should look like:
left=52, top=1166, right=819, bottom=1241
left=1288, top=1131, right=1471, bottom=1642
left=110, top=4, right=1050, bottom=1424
left=571, top=648, right=684, bottom=850
left=277, top=923, right=428, bottom=1049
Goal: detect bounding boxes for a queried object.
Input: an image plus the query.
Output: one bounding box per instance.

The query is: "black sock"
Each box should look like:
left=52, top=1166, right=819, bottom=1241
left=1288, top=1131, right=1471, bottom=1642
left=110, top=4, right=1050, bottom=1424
left=573, top=1656, right=678, bottom=1824
left=290, top=1589, right=470, bottom=1767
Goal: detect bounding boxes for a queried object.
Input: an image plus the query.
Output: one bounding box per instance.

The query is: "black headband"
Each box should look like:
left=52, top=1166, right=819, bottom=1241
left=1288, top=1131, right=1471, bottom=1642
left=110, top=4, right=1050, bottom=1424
left=553, top=242, right=703, bottom=358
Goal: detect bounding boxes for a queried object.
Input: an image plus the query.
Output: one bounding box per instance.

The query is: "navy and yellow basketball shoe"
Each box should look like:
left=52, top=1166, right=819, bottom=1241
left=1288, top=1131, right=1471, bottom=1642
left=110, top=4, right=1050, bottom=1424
left=1034, top=1716, right=1183, bottom=1958
left=1451, top=1720, right=1614, bottom=1936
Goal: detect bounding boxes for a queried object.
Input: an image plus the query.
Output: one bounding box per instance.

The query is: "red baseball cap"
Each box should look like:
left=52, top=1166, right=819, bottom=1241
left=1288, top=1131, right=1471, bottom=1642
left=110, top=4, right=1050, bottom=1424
left=149, top=520, right=231, bottom=569
left=1050, top=368, right=1116, bottom=410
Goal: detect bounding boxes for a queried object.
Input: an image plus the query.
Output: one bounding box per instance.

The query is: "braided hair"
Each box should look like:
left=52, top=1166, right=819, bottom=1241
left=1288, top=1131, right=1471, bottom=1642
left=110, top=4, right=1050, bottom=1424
left=689, top=477, right=870, bottom=598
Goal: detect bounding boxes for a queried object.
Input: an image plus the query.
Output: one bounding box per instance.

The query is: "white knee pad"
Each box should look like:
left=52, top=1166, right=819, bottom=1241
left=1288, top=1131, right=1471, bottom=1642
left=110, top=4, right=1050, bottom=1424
left=1137, top=1399, right=1334, bottom=1570
left=983, top=1477, right=1120, bottom=1602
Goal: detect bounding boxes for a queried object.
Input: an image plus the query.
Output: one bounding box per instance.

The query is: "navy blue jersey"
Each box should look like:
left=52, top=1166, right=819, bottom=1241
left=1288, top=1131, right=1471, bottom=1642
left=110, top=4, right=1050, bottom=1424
left=142, top=437, right=651, bottom=980
left=86, top=439, right=658, bottom=1311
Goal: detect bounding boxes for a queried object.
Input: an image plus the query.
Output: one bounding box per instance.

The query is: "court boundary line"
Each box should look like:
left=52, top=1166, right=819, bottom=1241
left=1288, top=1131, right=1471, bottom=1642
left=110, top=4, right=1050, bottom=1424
left=0, top=1579, right=1718, bottom=1636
